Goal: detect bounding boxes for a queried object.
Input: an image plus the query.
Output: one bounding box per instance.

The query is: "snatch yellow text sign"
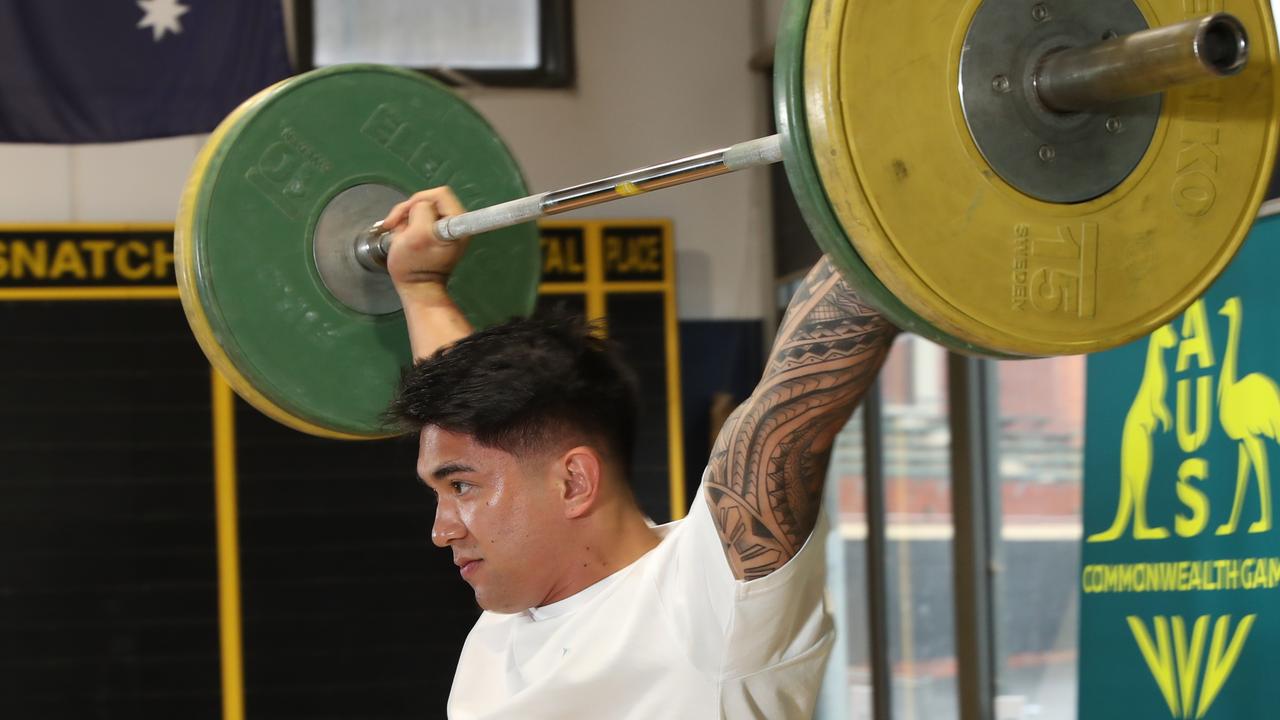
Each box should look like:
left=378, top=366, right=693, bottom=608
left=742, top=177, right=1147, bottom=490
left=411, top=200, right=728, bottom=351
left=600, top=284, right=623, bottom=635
left=0, top=231, right=175, bottom=287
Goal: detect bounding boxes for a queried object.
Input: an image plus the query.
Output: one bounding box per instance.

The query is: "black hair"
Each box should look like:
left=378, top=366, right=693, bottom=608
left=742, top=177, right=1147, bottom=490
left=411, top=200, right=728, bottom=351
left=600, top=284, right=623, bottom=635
left=386, top=313, right=641, bottom=479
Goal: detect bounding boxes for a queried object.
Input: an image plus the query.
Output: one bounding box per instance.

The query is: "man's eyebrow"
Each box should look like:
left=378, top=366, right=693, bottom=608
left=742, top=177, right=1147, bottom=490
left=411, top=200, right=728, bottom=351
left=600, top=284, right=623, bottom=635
left=431, top=462, right=477, bottom=481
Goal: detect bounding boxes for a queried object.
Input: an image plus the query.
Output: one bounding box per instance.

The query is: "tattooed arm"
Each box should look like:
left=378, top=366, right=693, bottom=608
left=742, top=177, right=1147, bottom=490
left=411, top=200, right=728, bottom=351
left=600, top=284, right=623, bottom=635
left=706, top=255, right=897, bottom=580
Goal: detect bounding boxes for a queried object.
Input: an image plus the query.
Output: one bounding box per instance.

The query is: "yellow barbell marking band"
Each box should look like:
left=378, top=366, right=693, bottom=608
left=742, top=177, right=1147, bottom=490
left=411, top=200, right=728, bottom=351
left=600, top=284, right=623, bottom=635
left=614, top=181, right=644, bottom=197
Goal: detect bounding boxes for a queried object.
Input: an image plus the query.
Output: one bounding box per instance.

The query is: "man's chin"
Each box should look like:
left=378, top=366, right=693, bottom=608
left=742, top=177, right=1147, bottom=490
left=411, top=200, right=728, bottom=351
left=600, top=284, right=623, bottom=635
left=472, top=589, right=528, bottom=615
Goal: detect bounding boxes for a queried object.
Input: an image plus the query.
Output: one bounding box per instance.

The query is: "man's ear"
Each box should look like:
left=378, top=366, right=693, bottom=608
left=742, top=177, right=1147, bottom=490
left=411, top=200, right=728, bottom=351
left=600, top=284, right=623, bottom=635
left=559, top=446, right=603, bottom=519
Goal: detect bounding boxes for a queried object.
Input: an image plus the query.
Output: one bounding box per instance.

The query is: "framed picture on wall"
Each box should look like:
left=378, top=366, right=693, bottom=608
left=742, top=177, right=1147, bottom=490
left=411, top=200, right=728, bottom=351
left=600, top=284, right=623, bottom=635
left=293, top=0, right=575, bottom=88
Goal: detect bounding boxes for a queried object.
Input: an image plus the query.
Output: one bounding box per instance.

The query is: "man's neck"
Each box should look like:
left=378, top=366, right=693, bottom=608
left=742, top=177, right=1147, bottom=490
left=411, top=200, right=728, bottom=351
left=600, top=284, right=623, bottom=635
left=538, top=503, right=661, bottom=607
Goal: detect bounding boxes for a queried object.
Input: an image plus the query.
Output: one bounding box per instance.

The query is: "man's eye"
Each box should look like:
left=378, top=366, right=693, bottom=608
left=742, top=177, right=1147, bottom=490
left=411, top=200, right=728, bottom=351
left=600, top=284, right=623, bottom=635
left=451, top=481, right=472, bottom=495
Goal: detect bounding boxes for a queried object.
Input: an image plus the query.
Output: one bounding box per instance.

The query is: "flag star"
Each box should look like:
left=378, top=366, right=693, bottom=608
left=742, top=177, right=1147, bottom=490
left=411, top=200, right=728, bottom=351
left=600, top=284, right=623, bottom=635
left=137, top=0, right=190, bottom=42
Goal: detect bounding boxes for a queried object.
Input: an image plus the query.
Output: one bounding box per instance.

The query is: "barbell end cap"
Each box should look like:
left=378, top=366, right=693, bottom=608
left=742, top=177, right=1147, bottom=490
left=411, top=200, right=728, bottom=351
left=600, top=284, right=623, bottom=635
left=354, top=221, right=392, bottom=272
left=1198, top=13, right=1249, bottom=77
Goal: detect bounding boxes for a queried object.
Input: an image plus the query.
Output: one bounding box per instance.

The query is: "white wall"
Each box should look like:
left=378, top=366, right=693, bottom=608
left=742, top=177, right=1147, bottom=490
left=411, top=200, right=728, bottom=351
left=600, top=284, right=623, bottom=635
left=0, top=0, right=779, bottom=320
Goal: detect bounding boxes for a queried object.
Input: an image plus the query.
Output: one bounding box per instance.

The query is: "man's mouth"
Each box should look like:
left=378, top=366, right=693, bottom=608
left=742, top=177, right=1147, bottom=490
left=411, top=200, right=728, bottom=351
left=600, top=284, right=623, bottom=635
left=457, top=559, right=482, bottom=579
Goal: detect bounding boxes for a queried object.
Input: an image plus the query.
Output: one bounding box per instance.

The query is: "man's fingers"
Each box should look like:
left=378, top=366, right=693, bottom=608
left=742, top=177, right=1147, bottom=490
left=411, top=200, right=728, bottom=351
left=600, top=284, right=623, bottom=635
left=381, top=187, right=464, bottom=230
left=406, top=198, right=441, bottom=241
left=430, top=188, right=467, bottom=218
left=382, top=199, right=412, bottom=228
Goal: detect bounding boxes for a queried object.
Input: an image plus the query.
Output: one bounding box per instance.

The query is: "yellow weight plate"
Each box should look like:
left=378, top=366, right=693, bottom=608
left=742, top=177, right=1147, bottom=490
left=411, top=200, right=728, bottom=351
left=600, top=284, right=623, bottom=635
left=806, top=0, right=1279, bottom=356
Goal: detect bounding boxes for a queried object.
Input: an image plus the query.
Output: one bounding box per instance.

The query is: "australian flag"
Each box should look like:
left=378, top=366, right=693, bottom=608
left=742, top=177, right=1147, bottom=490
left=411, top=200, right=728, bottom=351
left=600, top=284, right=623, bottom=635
left=0, top=0, right=293, bottom=143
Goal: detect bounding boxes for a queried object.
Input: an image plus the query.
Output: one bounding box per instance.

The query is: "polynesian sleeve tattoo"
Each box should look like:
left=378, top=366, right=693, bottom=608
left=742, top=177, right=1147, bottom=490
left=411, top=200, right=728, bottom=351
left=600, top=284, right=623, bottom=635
left=706, top=255, right=897, bottom=581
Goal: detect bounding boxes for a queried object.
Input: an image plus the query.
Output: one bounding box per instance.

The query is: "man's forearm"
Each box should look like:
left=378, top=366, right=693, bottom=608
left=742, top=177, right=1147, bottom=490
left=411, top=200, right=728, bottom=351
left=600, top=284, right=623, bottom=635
left=707, top=255, right=896, bottom=580
left=400, top=286, right=474, bottom=362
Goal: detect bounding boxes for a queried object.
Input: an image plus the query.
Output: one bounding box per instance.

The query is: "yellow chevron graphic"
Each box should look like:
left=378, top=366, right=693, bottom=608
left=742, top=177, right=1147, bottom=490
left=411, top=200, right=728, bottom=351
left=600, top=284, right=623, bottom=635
left=1128, top=614, right=1256, bottom=718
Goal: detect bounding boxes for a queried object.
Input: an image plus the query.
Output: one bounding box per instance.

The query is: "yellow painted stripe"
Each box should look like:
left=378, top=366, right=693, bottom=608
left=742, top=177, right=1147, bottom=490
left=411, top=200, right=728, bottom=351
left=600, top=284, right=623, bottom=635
left=0, top=286, right=180, bottom=301
left=596, top=281, right=668, bottom=293
left=661, top=220, right=686, bottom=520
left=540, top=281, right=669, bottom=294
left=0, top=223, right=175, bottom=232
left=537, top=282, right=588, bottom=294
left=212, top=372, right=246, bottom=720
left=584, top=224, right=607, bottom=327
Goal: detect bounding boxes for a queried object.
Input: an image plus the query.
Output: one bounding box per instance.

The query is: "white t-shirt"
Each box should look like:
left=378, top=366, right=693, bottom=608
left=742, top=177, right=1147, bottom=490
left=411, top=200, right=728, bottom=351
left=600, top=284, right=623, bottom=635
left=447, top=480, right=835, bottom=719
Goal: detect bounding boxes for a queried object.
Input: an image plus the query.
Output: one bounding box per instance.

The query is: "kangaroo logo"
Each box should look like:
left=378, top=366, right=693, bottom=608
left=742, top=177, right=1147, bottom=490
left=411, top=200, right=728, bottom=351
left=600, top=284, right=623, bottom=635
left=1128, top=614, right=1256, bottom=719
left=1089, top=325, right=1179, bottom=542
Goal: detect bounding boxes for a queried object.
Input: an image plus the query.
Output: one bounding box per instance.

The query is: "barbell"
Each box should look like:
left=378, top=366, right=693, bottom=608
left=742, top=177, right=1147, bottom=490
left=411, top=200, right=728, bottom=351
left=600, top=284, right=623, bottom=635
left=175, top=0, right=1279, bottom=439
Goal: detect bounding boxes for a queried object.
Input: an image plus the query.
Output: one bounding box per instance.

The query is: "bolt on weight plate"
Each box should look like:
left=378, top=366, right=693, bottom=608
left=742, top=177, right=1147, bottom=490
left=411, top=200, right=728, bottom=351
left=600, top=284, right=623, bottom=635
left=176, top=65, right=540, bottom=439
left=801, top=0, right=1280, bottom=357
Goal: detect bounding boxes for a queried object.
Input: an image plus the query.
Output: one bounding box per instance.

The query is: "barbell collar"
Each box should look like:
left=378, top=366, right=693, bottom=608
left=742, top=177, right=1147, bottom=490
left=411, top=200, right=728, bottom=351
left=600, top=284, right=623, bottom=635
left=1035, top=12, right=1248, bottom=113
left=356, top=134, right=783, bottom=269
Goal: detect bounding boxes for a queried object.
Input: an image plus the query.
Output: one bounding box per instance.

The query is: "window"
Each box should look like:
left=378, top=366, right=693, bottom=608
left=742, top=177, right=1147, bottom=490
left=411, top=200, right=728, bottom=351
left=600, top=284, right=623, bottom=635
left=992, top=356, right=1084, bottom=720
left=295, top=0, right=575, bottom=87
left=823, top=335, right=960, bottom=720
left=883, top=336, right=957, bottom=720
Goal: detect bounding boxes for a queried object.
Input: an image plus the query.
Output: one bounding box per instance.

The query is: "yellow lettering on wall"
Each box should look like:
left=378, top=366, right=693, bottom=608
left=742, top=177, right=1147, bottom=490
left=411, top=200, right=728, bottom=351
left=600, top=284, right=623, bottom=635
left=114, top=241, right=149, bottom=280
left=152, top=240, right=174, bottom=278
left=0, top=236, right=175, bottom=284
left=1176, top=300, right=1215, bottom=371
left=12, top=241, right=48, bottom=279
left=81, top=240, right=114, bottom=278
left=543, top=237, right=565, bottom=273
left=541, top=236, right=584, bottom=276
left=605, top=234, right=662, bottom=274
left=1175, top=458, right=1209, bottom=537
left=1176, top=376, right=1213, bottom=452
left=48, top=241, right=87, bottom=280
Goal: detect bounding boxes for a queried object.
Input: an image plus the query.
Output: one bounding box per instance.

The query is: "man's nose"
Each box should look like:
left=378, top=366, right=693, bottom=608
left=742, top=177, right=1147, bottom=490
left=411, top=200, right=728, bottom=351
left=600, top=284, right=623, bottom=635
left=431, top=503, right=465, bottom=547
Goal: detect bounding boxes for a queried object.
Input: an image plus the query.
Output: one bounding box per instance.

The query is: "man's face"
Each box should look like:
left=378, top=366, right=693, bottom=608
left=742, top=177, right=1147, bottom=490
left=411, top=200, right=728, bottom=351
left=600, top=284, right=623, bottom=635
left=418, top=426, right=567, bottom=613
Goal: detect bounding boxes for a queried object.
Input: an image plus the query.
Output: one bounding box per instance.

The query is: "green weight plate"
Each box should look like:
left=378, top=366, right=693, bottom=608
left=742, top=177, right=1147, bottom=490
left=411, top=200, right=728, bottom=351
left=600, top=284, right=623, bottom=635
left=177, top=65, right=539, bottom=439
left=775, top=0, right=1014, bottom=357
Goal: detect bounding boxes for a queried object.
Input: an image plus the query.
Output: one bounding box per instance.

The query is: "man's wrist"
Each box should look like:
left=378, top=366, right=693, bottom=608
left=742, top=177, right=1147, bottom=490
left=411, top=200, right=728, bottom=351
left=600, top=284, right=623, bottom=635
left=395, top=277, right=452, bottom=306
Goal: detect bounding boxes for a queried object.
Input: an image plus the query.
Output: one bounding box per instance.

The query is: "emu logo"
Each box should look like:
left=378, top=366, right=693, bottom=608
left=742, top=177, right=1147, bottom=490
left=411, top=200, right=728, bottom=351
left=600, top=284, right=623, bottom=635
left=1127, top=614, right=1256, bottom=718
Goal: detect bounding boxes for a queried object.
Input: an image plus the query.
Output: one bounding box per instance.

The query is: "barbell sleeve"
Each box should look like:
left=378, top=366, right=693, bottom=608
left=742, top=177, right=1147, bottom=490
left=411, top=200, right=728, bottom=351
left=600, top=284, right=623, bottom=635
left=356, top=134, right=784, bottom=268
left=1035, top=12, right=1249, bottom=113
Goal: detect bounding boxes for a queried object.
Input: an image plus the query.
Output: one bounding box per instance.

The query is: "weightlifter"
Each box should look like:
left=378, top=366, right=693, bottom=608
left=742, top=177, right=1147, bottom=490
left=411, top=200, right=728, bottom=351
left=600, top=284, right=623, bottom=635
left=379, top=187, right=897, bottom=719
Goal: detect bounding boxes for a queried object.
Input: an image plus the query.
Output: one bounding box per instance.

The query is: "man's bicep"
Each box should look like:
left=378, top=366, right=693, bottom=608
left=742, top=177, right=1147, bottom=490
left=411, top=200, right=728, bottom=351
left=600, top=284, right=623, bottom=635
left=704, top=391, right=849, bottom=580
left=703, top=256, right=895, bottom=581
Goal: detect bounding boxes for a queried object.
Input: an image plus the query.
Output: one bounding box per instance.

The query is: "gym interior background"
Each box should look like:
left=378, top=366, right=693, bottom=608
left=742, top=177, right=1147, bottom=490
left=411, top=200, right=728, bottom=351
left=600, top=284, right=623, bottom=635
left=3, top=1, right=1280, bottom=719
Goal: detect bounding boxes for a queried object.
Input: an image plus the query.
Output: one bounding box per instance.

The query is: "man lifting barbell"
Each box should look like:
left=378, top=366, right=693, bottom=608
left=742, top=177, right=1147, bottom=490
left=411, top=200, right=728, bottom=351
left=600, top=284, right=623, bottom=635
left=170, top=0, right=1278, bottom=715
left=376, top=187, right=896, bottom=718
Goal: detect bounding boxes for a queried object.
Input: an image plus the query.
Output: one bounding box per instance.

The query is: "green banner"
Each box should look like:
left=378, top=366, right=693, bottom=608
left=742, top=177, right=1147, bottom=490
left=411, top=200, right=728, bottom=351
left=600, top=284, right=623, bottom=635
left=1080, top=214, right=1280, bottom=719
